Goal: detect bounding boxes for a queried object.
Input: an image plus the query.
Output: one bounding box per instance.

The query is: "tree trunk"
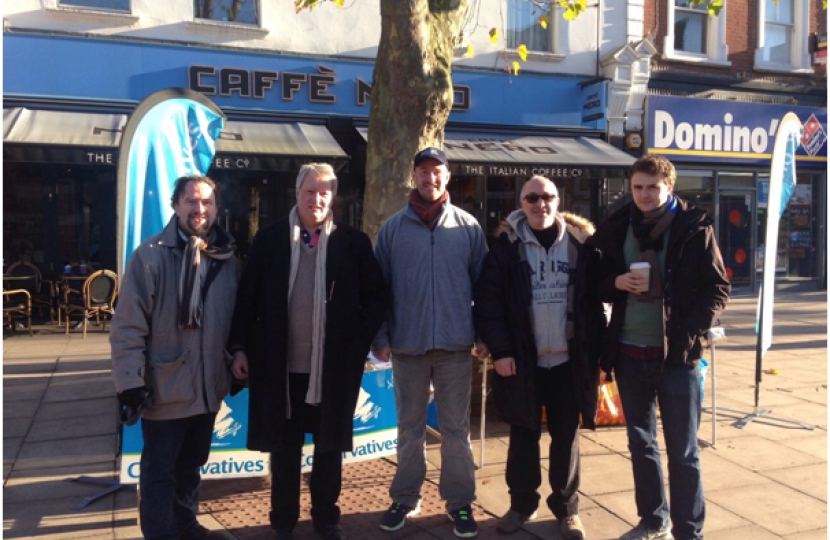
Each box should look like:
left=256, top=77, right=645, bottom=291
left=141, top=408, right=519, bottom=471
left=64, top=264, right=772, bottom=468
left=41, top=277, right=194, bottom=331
left=361, top=0, right=469, bottom=240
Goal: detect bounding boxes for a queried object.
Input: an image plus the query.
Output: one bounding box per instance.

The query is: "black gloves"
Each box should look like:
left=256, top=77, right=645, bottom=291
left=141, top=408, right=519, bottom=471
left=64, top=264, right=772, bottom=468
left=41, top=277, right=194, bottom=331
left=118, top=386, right=149, bottom=408
left=118, top=386, right=150, bottom=425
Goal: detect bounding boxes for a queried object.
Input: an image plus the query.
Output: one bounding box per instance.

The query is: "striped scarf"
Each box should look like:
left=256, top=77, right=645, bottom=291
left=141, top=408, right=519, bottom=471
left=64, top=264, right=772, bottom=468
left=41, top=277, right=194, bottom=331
left=178, top=227, right=235, bottom=329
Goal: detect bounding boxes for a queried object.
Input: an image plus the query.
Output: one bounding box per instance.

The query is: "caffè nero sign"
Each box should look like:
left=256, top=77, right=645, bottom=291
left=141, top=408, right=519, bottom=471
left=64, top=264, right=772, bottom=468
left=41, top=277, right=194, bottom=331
left=188, top=64, right=471, bottom=111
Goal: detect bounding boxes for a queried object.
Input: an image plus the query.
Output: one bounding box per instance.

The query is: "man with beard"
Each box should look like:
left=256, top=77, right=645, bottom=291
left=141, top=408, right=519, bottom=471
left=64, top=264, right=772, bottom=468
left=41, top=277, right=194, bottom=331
left=228, top=163, right=387, bottom=540
left=111, top=175, right=238, bottom=540
left=373, top=147, right=488, bottom=538
left=473, top=176, right=605, bottom=540
left=587, top=155, right=729, bottom=540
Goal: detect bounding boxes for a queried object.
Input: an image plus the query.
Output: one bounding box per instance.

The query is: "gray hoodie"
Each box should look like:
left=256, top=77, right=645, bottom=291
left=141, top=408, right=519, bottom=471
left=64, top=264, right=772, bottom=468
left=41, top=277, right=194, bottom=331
left=372, top=198, right=488, bottom=355
left=504, top=209, right=586, bottom=367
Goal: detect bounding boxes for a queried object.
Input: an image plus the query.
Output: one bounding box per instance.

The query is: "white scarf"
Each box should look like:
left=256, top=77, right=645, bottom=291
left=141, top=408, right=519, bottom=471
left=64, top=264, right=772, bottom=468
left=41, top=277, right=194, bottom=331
left=287, top=206, right=333, bottom=405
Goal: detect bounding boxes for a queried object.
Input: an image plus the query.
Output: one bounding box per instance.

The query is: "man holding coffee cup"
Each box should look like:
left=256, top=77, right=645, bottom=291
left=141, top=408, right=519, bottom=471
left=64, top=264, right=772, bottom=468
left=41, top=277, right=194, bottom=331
left=586, top=155, right=730, bottom=540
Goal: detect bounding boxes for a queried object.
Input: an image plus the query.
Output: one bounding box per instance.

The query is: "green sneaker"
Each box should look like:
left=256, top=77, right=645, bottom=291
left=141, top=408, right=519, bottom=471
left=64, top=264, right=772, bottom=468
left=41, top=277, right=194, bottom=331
left=379, top=502, right=419, bottom=532
left=448, top=505, right=478, bottom=538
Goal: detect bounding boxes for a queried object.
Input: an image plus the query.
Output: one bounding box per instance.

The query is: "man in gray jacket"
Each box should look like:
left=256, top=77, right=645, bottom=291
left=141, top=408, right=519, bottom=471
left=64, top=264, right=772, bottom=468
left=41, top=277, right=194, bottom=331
left=373, top=147, right=488, bottom=538
left=111, top=175, right=238, bottom=540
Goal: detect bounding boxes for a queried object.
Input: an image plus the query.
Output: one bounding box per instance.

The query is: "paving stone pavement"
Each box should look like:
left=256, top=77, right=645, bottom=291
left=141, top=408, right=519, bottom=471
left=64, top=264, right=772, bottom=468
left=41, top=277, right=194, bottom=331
left=2, top=281, right=826, bottom=539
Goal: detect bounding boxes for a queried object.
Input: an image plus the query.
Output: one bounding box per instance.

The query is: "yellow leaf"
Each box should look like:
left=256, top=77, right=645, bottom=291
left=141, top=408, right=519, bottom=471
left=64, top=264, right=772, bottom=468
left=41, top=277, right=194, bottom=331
left=538, top=14, right=550, bottom=29
left=563, top=6, right=577, bottom=20
left=489, top=28, right=499, bottom=44
left=466, top=44, right=474, bottom=57
left=512, top=61, right=520, bottom=75
left=332, top=0, right=344, bottom=6
left=557, top=0, right=569, bottom=7
left=516, top=44, right=528, bottom=62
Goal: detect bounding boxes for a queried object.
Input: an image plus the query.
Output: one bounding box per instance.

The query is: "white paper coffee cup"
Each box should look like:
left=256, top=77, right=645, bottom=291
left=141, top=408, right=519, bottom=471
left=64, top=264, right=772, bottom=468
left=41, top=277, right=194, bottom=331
left=630, top=262, right=650, bottom=292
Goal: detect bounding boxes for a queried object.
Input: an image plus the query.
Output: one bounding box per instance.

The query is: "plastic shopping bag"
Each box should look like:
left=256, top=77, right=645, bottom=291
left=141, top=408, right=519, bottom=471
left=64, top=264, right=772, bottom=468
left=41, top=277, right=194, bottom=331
left=595, top=371, right=626, bottom=426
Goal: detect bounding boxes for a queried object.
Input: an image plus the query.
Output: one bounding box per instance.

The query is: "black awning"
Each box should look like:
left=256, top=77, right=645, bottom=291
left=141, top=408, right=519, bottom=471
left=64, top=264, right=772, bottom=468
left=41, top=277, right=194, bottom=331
left=356, top=127, right=634, bottom=178
left=3, top=108, right=350, bottom=172
left=213, top=120, right=349, bottom=172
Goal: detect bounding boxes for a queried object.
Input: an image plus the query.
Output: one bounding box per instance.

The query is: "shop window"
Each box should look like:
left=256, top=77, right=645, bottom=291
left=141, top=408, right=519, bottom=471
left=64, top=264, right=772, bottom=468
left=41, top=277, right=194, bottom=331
left=3, top=163, right=117, bottom=278
left=194, top=0, right=258, bottom=25
left=754, top=0, right=811, bottom=72
left=58, top=0, right=130, bottom=11
left=673, top=169, right=714, bottom=214
left=505, top=0, right=558, bottom=53
left=602, top=177, right=628, bottom=219
left=664, top=0, right=729, bottom=65
left=783, top=178, right=817, bottom=278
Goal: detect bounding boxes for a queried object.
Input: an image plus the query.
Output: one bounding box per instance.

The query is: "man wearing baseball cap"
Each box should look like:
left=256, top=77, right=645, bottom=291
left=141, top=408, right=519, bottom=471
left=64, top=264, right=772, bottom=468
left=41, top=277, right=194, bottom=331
left=373, top=147, right=489, bottom=538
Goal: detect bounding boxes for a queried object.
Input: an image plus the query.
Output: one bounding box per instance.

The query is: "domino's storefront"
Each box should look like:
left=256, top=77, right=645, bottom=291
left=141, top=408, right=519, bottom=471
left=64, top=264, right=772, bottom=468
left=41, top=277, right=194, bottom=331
left=3, top=32, right=634, bottom=275
left=644, top=95, right=827, bottom=291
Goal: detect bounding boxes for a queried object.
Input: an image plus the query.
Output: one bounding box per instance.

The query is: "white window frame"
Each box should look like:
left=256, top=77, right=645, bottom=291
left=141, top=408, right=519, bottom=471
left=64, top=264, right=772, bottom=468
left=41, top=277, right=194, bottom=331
left=754, top=0, right=812, bottom=73
left=663, top=0, right=729, bottom=66
left=46, top=0, right=137, bottom=24
left=187, top=0, right=267, bottom=38
left=193, top=0, right=262, bottom=27
left=503, top=1, right=565, bottom=63
left=57, top=0, right=130, bottom=12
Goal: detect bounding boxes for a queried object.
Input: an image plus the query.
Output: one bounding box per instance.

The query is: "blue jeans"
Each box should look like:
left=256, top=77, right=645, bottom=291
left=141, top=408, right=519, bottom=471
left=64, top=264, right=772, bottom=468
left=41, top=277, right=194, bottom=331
left=615, top=353, right=704, bottom=540
left=390, top=350, right=476, bottom=512
left=139, top=413, right=217, bottom=540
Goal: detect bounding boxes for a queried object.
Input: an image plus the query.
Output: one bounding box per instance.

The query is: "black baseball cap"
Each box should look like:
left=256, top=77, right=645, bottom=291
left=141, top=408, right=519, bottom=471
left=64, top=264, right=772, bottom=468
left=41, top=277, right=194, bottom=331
left=413, top=147, right=449, bottom=168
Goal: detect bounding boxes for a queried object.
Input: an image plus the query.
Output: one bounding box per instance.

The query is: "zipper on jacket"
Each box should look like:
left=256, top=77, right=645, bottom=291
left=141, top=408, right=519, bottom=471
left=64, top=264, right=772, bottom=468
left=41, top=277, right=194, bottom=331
left=285, top=363, right=292, bottom=420
left=431, top=231, right=436, bottom=350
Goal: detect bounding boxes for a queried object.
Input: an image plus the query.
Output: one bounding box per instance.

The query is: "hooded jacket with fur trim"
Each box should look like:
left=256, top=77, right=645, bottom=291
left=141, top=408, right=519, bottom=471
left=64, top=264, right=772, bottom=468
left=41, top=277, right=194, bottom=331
left=473, top=210, right=606, bottom=430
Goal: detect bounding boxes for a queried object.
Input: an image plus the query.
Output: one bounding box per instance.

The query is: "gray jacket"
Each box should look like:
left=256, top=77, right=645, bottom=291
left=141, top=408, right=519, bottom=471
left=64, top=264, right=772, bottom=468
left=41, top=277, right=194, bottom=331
left=372, top=199, right=487, bottom=355
left=110, top=217, right=239, bottom=421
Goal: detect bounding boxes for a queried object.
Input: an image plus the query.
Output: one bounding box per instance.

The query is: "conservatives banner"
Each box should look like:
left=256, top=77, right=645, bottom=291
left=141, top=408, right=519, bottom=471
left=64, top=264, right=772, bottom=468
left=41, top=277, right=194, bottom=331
left=119, top=367, right=398, bottom=483
left=646, top=95, right=826, bottom=167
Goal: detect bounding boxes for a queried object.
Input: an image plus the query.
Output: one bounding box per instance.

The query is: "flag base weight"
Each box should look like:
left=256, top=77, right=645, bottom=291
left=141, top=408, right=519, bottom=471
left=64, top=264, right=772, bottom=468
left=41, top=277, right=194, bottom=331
left=710, top=405, right=815, bottom=430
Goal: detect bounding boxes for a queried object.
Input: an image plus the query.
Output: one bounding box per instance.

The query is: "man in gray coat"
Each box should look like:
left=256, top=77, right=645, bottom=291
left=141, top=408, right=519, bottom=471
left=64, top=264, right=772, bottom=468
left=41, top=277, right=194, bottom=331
left=373, top=148, right=488, bottom=538
left=111, top=175, right=238, bottom=540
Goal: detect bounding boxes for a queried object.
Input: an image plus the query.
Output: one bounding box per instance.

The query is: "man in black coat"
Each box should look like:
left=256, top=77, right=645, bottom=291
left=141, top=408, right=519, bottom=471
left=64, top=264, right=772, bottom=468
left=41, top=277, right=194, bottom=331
left=228, top=163, right=388, bottom=540
left=586, top=155, right=729, bottom=540
left=473, top=176, right=606, bottom=540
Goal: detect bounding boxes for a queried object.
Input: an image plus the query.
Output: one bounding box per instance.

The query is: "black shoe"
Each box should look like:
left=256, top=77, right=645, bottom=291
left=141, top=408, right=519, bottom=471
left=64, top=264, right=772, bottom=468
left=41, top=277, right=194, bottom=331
left=180, top=523, right=226, bottom=540
left=448, top=505, right=478, bottom=538
left=314, top=523, right=347, bottom=540
left=273, top=529, right=293, bottom=540
left=379, top=502, right=420, bottom=532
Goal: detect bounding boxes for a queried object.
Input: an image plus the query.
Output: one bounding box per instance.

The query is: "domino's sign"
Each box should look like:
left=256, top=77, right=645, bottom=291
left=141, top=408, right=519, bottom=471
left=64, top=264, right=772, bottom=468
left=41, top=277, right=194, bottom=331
left=646, top=95, right=826, bottom=167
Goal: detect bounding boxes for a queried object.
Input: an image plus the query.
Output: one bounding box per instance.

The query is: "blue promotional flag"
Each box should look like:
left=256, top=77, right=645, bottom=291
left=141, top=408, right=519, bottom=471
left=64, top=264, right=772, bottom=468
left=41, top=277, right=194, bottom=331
left=757, top=112, right=801, bottom=359
left=116, top=88, right=225, bottom=276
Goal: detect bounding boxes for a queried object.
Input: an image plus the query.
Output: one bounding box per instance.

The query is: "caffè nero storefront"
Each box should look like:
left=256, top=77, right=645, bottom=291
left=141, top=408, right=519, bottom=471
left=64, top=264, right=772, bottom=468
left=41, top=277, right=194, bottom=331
left=4, top=32, right=635, bottom=276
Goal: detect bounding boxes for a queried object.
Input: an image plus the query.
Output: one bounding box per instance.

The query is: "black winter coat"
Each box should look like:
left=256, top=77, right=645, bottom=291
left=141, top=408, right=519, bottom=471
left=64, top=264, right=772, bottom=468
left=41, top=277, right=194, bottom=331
left=585, top=198, right=730, bottom=374
left=228, top=220, right=388, bottom=453
left=473, top=213, right=607, bottom=431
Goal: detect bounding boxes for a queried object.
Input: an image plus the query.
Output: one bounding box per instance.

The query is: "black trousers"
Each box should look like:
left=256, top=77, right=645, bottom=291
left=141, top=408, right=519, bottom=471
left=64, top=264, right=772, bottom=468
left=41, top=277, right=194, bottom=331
left=505, top=361, right=581, bottom=519
left=270, top=373, right=343, bottom=531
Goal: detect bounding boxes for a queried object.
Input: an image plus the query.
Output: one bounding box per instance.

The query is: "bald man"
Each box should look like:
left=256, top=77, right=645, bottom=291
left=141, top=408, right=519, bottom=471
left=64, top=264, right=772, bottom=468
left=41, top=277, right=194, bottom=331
left=473, top=176, right=606, bottom=540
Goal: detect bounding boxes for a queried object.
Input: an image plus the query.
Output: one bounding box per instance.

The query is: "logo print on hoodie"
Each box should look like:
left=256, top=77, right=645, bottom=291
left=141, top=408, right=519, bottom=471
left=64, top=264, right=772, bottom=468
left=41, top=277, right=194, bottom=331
left=535, top=260, right=569, bottom=283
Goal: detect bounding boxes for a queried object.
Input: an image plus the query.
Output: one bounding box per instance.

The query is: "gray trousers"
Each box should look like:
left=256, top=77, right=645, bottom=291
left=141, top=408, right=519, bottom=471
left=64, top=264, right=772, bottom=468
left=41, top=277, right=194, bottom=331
left=390, top=349, right=476, bottom=512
